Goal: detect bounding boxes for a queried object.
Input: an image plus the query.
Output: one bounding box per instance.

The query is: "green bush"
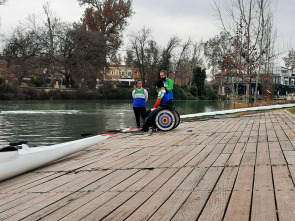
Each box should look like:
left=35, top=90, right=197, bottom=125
left=180, top=84, right=189, bottom=91
left=98, top=86, right=133, bottom=100
left=189, top=85, right=198, bottom=97
left=173, top=84, right=187, bottom=100
left=205, top=86, right=218, bottom=100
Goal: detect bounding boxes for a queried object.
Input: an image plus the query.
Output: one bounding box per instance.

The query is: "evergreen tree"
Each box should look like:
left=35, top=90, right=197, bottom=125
left=193, top=66, right=206, bottom=98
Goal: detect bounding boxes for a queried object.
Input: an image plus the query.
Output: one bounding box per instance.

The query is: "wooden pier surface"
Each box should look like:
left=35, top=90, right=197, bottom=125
left=1, top=109, right=295, bottom=220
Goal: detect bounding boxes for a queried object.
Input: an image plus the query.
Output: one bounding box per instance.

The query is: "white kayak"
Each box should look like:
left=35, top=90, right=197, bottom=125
left=0, top=134, right=109, bottom=181
left=180, top=104, right=295, bottom=120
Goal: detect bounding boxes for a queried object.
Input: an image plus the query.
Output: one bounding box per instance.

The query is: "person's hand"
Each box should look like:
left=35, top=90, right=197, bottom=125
left=151, top=108, right=156, bottom=111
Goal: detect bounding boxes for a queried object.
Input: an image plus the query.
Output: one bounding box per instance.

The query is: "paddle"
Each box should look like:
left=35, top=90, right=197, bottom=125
left=0, top=141, right=28, bottom=146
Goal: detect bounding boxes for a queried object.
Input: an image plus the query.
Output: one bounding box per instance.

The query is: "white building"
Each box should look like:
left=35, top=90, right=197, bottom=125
left=272, top=52, right=294, bottom=86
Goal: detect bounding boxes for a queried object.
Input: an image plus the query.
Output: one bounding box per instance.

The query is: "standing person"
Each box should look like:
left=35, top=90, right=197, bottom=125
left=160, top=70, right=174, bottom=104
left=132, top=80, right=148, bottom=129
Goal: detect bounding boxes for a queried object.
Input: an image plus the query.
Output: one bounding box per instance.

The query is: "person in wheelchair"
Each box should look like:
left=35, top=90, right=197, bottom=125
left=140, top=80, right=171, bottom=132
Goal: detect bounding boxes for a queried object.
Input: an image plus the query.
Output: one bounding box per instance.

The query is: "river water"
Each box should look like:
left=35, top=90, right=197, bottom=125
left=0, top=100, right=232, bottom=146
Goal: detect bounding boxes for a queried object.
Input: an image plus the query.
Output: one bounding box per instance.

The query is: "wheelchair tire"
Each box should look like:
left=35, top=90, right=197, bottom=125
left=155, top=109, right=176, bottom=131
left=173, top=110, right=180, bottom=129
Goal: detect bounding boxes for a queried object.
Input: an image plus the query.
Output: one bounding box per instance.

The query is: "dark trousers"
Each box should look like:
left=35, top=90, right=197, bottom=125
left=141, top=107, right=164, bottom=131
left=133, top=106, right=146, bottom=128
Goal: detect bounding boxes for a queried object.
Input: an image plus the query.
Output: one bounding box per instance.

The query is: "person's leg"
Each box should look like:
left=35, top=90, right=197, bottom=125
left=139, top=107, right=146, bottom=123
left=133, top=107, right=141, bottom=128
left=141, top=108, right=164, bottom=131
left=140, top=109, right=151, bottom=132
left=142, top=109, right=151, bottom=121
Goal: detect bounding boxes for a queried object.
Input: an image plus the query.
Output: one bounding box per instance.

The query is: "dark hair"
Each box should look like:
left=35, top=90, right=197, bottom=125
left=156, top=80, right=164, bottom=88
left=136, top=80, right=142, bottom=84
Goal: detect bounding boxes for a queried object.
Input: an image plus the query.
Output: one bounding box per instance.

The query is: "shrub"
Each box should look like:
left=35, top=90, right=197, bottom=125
left=206, top=86, right=218, bottom=100
left=189, top=85, right=198, bottom=97
left=173, top=84, right=187, bottom=100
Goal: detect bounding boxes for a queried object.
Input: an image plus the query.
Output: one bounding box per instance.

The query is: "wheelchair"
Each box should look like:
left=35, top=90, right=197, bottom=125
left=153, top=103, right=180, bottom=131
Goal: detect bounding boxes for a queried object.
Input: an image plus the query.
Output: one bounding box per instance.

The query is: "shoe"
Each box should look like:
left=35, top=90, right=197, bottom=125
left=140, top=127, right=149, bottom=132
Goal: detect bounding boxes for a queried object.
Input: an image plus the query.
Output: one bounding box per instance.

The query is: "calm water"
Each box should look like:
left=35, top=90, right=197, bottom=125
left=0, top=100, right=232, bottom=146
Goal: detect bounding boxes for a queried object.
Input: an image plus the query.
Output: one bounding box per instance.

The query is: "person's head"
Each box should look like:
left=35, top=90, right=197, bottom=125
left=156, top=80, right=164, bottom=89
left=136, top=80, right=142, bottom=89
left=160, top=70, right=168, bottom=81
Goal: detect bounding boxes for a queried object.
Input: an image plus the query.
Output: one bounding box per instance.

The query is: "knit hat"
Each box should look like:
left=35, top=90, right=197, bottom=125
left=156, top=80, right=164, bottom=88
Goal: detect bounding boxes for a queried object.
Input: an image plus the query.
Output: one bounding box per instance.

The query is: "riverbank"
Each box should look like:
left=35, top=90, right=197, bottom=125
left=0, top=84, right=224, bottom=101
left=1, top=109, right=295, bottom=220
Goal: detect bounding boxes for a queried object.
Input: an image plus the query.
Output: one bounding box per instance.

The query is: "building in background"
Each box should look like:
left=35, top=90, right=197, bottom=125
left=104, top=65, right=141, bottom=87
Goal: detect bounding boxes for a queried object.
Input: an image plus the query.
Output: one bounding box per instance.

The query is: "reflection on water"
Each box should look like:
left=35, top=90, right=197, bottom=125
left=0, top=100, right=232, bottom=146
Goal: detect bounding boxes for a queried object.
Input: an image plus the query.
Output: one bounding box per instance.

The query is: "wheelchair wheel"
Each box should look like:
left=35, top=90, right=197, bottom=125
left=155, top=109, right=176, bottom=131
left=173, top=110, right=180, bottom=129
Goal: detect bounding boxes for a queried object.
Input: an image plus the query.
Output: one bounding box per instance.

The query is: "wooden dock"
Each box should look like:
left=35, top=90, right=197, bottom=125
left=1, top=109, right=295, bottom=220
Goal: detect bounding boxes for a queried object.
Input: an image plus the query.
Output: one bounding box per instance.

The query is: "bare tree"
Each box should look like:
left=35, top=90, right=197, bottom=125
left=159, top=36, right=181, bottom=75
left=144, top=40, right=161, bottom=88
left=68, top=29, right=108, bottom=89
left=172, top=38, right=192, bottom=84
left=128, top=27, right=152, bottom=86
left=78, top=0, right=134, bottom=57
left=204, top=32, right=232, bottom=92
left=3, top=27, right=41, bottom=85
left=213, top=0, right=276, bottom=104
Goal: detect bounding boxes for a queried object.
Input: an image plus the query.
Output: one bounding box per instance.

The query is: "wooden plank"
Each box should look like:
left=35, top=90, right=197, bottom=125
left=197, top=144, right=225, bottom=168
left=283, top=151, right=295, bottom=164
left=0, top=193, right=29, bottom=206
left=159, top=146, right=195, bottom=168
left=121, top=167, right=193, bottom=221
left=272, top=165, right=295, bottom=220
left=197, top=167, right=239, bottom=220
left=147, top=148, right=185, bottom=168
left=280, top=140, right=294, bottom=151
left=267, top=130, right=278, bottom=142
left=0, top=172, right=60, bottom=192
left=172, top=167, right=223, bottom=220
left=176, top=168, right=207, bottom=192
left=251, top=165, right=277, bottom=221
left=269, top=142, right=286, bottom=165
left=79, top=169, right=138, bottom=192
left=241, top=152, right=256, bottom=166
left=172, top=144, right=205, bottom=168
left=0, top=193, right=40, bottom=214
left=148, top=190, right=191, bottom=221
left=256, top=142, right=270, bottom=165
left=226, top=153, right=244, bottom=167
left=79, top=168, right=179, bottom=220
left=224, top=166, right=254, bottom=221
left=0, top=192, right=74, bottom=220
left=53, top=171, right=113, bottom=193
left=171, top=191, right=211, bottom=221
left=232, top=142, right=246, bottom=154
left=222, top=143, right=236, bottom=154
left=288, top=164, right=295, bottom=182
left=46, top=169, right=163, bottom=220
left=186, top=144, right=216, bottom=167
left=245, top=142, right=257, bottom=153
left=4, top=192, right=70, bottom=221
left=212, top=153, right=231, bottom=167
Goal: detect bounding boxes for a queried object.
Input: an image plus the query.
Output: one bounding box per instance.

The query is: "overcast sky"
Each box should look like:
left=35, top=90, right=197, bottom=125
left=0, top=0, right=294, bottom=52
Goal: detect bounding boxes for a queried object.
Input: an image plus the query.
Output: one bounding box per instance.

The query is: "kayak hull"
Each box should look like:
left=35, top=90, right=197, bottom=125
left=0, top=135, right=109, bottom=181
